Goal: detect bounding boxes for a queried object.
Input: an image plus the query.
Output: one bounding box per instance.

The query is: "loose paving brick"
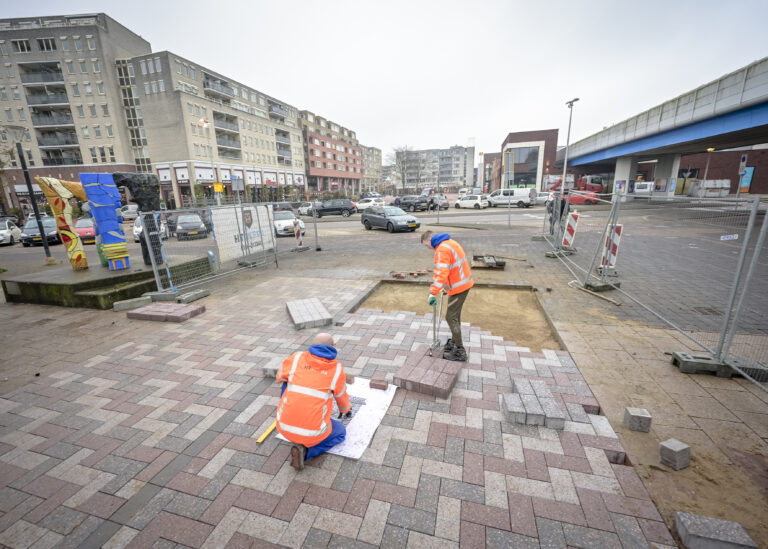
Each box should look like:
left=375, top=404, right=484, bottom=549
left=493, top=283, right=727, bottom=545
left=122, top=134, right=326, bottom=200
left=675, top=511, right=758, bottom=549
left=623, top=407, right=652, bottom=432
left=660, top=438, right=691, bottom=470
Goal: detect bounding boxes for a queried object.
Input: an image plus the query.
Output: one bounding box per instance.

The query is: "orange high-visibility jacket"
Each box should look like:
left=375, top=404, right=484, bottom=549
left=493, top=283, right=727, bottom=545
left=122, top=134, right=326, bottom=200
left=275, top=350, right=351, bottom=447
left=430, top=238, right=474, bottom=296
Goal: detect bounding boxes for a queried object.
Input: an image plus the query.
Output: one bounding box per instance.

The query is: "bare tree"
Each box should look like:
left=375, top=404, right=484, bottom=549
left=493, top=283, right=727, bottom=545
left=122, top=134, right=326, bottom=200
left=387, top=145, right=412, bottom=194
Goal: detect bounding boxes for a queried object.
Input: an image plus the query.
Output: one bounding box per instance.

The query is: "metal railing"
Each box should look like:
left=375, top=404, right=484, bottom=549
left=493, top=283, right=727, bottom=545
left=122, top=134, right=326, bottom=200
left=37, top=135, right=79, bottom=146
left=31, top=113, right=74, bottom=126
left=26, top=93, right=69, bottom=105
left=213, top=118, right=238, bottom=131
left=203, top=79, right=235, bottom=96
left=20, top=72, right=65, bottom=83
left=42, top=155, right=82, bottom=166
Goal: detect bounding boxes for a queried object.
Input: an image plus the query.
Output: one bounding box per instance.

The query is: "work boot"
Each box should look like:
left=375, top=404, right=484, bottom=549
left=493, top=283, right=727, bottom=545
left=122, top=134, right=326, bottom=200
left=290, top=444, right=307, bottom=471
left=444, top=338, right=456, bottom=352
left=443, top=345, right=468, bottom=362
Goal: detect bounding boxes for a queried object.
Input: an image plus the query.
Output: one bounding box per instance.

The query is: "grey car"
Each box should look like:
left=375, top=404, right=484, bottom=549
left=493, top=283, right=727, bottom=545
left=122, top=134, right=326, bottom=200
left=361, top=206, right=420, bottom=233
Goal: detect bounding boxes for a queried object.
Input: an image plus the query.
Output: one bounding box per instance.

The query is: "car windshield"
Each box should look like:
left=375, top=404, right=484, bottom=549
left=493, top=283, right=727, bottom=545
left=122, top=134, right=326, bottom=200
left=274, top=211, right=295, bottom=220
left=384, top=207, right=406, bottom=216
left=178, top=215, right=202, bottom=223
left=481, top=195, right=489, bottom=199
left=75, top=218, right=93, bottom=228
left=24, top=218, right=56, bottom=230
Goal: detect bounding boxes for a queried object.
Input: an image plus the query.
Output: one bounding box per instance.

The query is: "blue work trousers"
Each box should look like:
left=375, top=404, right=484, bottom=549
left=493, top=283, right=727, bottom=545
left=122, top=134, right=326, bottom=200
left=281, top=382, right=347, bottom=460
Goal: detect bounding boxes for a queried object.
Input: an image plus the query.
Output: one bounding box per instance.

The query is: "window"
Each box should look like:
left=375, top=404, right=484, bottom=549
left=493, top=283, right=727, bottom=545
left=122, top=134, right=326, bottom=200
left=154, top=57, right=161, bottom=71
left=12, top=87, right=19, bottom=100
left=61, top=38, right=70, bottom=51
left=187, top=103, right=193, bottom=114
left=80, top=61, right=87, bottom=73
left=189, top=68, right=195, bottom=80
left=139, top=60, right=147, bottom=75
left=76, top=105, right=85, bottom=117
left=66, top=62, right=75, bottom=74
left=85, top=83, right=92, bottom=95
left=201, top=107, right=206, bottom=117
left=5, top=65, right=14, bottom=78
left=194, top=144, right=199, bottom=155
left=144, top=82, right=150, bottom=95
left=194, top=104, right=200, bottom=116
left=72, top=83, right=80, bottom=96
left=87, top=37, right=96, bottom=50
left=4, top=108, right=11, bottom=121
left=106, top=125, right=113, bottom=137
left=17, top=107, right=25, bottom=120
left=102, top=104, right=109, bottom=116
left=175, top=61, right=181, bottom=74
left=12, top=40, right=31, bottom=53
left=97, top=83, right=104, bottom=95
left=90, top=147, right=98, bottom=162
left=151, top=81, right=158, bottom=93
left=158, top=80, right=165, bottom=92
left=89, top=105, right=97, bottom=117
left=99, top=146, right=106, bottom=162
left=82, top=126, right=89, bottom=137
left=109, top=147, right=115, bottom=162
left=74, top=36, right=83, bottom=51
left=93, top=125, right=101, bottom=137
left=37, top=38, right=56, bottom=51
left=147, top=58, right=154, bottom=74
left=92, top=60, right=100, bottom=72
left=182, top=64, right=188, bottom=77
left=0, top=88, right=6, bottom=100
left=0, top=43, right=7, bottom=56
left=190, top=123, right=196, bottom=135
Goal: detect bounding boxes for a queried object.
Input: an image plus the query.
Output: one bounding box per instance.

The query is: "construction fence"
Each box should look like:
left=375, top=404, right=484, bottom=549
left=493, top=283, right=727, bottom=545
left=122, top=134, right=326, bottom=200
left=542, top=192, right=767, bottom=390
left=137, top=201, right=316, bottom=291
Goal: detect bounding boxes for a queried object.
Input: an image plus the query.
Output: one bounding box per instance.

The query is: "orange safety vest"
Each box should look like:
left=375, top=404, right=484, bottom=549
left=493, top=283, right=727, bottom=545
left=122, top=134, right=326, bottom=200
left=430, top=238, right=474, bottom=296
left=275, top=350, right=351, bottom=447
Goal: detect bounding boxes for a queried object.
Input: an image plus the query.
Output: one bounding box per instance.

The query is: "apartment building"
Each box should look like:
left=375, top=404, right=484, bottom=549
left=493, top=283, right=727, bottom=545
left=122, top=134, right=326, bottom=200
left=298, top=110, right=362, bottom=195
left=394, top=145, right=474, bottom=192
left=361, top=145, right=381, bottom=194
left=0, top=13, right=150, bottom=211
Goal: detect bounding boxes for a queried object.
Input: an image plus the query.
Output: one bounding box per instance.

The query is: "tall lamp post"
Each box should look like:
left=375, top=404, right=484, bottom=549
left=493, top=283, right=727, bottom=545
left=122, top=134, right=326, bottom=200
left=702, top=147, right=715, bottom=182
left=555, top=98, right=579, bottom=241
left=2, top=125, right=53, bottom=263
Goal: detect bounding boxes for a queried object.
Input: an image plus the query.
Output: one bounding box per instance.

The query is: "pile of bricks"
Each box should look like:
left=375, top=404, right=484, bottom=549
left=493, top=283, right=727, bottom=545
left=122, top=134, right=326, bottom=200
left=503, top=379, right=567, bottom=430
left=126, top=302, right=205, bottom=322
left=286, top=298, right=332, bottom=330
left=393, top=354, right=463, bottom=399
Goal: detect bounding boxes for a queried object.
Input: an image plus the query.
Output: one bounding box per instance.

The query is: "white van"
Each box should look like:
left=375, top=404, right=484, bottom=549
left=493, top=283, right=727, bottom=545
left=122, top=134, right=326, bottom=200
left=458, top=188, right=470, bottom=198
left=633, top=181, right=653, bottom=197
left=488, top=188, right=535, bottom=208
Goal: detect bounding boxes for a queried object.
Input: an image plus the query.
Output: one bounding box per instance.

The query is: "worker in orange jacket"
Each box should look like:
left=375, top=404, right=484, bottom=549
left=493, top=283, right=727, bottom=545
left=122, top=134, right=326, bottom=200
left=422, top=230, right=474, bottom=361
left=276, top=333, right=351, bottom=470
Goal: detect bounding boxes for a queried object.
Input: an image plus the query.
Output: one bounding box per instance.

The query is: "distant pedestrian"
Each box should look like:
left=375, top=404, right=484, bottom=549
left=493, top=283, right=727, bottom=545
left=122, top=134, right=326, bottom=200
left=394, top=196, right=401, bottom=206
left=428, top=196, right=435, bottom=211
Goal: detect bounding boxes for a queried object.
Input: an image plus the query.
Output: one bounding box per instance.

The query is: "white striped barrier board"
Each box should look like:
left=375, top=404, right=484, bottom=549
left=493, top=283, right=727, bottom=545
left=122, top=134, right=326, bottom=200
left=293, top=218, right=303, bottom=247
left=561, top=212, right=579, bottom=247
left=601, top=224, right=623, bottom=268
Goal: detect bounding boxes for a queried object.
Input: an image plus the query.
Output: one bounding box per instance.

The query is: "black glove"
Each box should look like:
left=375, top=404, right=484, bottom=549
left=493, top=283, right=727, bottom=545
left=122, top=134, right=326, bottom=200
left=338, top=410, right=353, bottom=419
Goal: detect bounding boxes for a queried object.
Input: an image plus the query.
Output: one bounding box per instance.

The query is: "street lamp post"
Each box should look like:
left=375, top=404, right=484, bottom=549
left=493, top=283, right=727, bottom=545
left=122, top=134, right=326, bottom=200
left=2, top=125, right=53, bottom=263
left=555, top=98, right=579, bottom=244
left=702, top=147, right=715, bottom=182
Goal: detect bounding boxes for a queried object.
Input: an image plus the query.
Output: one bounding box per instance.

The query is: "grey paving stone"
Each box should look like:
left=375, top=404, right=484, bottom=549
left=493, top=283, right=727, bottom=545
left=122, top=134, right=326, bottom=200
left=483, top=418, right=503, bottom=445
left=227, top=451, right=267, bottom=471
left=328, top=534, right=378, bottom=548
left=565, top=402, right=590, bottom=423
left=503, top=393, right=527, bottom=424
left=380, top=524, right=410, bottom=549
left=40, top=442, right=81, bottom=460
left=78, top=520, right=122, bottom=549
left=359, top=462, right=400, bottom=484
left=444, top=435, right=465, bottom=466
left=0, top=494, right=41, bottom=533
left=199, top=465, right=239, bottom=500
left=303, top=527, right=333, bottom=549
left=117, top=485, right=169, bottom=528
left=521, top=394, right=545, bottom=426
left=181, top=429, right=220, bottom=457
left=675, top=511, right=758, bottom=549
left=8, top=457, right=61, bottom=489
left=332, top=458, right=362, bottom=492
left=416, top=401, right=451, bottom=414
left=381, top=415, right=415, bottom=429
left=155, top=435, right=192, bottom=453
left=537, top=517, right=566, bottom=548
left=165, top=492, right=211, bottom=519
left=486, top=528, right=540, bottom=549
left=464, top=440, right=504, bottom=458
left=439, top=478, right=486, bottom=504
left=0, top=488, right=28, bottom=513
left=660, top=438, right=691, bottom=470
left=407, top=442, right=445, bottom=462
left=610, top=513, right=647, bottom=549
left=466, top=376, right=483, bottom=393
left=382, top=438, right=408, bottom=469
left=623, top=407, right=652, bottom=432
left=562, top=523, right=622, bottom=549
left=414, top=474, right=441, bottom=512
left=540, top=397, right=566, bottom=430
left=386, top=503, right=436, bottom=535
left=39, top=506, right=89, bottom=535
left=56, top=515, right=103, bottom=549
left=530, top=379, right=554, bottom=398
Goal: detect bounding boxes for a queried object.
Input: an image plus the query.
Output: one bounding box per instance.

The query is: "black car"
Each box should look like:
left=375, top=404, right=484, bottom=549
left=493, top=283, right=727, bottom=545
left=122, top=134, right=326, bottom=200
left=361, top=206, right=420, bottom=233
left=399, top=195, right=428, bottom=212
left=308, top=199, right=357, bottom=218
left=20, top=218, right=61, bottom=247
left=175, top=213, right=209, bottom=240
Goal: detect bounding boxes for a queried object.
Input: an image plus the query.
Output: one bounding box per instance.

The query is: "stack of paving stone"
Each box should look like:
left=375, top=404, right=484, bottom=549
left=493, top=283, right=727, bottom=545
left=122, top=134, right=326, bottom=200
left=126, top=302, right=205, bottom=322
left=392, top=354, right=463, bottom=398
left=286, top=298, right=332, bottom=329
left=503, top=378, right=567, bottom=430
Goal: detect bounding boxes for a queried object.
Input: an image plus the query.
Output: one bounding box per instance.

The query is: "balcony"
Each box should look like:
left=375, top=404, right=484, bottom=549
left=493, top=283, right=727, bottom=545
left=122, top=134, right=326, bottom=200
left=213, top=117, right=238, bottom=132
left=31, top=113, right=75, bottom=127
left=277, top=158, right=292, bottom=167
left=218, top=149, right=241, bottom=160
left=216, top=136, right=241, bottom=149
left=21, top=71, right=65, bottom=84
left=38, top=135, right=79, bottom=147
left=269, top=105, right=288, bottom=118
left=203, top=79, right=235, bottom=97
left=275, top=134, right=291, bottom=145
left=276, top=146, right=292, bottom=158
left=42, top=153, right=83, bottom=166
left=26, top=93, right=69, bottom=105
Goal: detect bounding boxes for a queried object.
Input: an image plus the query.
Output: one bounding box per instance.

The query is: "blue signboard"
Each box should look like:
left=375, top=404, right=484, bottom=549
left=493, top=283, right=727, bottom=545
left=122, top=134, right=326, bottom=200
left=739, top=166, right=754, bottom=192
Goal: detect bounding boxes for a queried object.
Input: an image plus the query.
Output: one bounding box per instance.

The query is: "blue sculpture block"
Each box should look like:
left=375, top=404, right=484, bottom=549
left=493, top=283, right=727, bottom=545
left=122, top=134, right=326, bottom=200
left=81, top=173, right=130, bottom=271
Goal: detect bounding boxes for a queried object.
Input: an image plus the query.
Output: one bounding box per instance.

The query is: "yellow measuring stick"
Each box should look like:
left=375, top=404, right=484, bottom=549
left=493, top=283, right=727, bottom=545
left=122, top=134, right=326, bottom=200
left=257, top=420, right=276, bottom=443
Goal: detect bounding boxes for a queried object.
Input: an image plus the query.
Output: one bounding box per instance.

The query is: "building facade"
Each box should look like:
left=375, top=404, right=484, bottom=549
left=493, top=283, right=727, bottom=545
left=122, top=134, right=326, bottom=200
left=394, top=145, right=474, bottom=193
left=500, top=129, right=559, bottom=191
left=361, top=145, right=381, bottom=194
left=298, top=110, right=362, bottom=196
left=483, top=152, right=502, bottom=192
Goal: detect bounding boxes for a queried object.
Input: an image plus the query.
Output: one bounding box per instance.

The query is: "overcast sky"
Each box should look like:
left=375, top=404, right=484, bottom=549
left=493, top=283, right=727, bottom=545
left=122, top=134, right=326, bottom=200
left=8, top=0, right=768, bottom=165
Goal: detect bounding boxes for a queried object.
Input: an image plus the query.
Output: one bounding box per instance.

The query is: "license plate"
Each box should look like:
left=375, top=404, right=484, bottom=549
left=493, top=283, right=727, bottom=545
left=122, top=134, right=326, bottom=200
left=189, top=231, right=198, bottom=235
left=408, top=224, right=416, bottom=228
left=33, top=237, right=42, bottom=241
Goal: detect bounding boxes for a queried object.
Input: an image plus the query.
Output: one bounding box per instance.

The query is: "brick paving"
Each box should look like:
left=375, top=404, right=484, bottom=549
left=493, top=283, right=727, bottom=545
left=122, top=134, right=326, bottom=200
left=0, top=276, right=677, bottom=548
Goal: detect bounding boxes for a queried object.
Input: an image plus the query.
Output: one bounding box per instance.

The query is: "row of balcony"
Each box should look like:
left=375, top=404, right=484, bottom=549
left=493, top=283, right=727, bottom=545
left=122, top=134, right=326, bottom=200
left=276, top=146, right=292, bottom=158
left=38, top=134, right=79, bottom=147
left=275, top=134, right=291, bottom=145
left=218, top=149, right=241, bottom=160
left=216, top=136, right=241, bottom=149
left=21, top=71, right=65, bottom=84
left=203, top=79, right=235, bottom=97
left=27, top=93, right=69, bottom=105
left=269, top=105, right=288, bottom=118
left=213, top=118, right=238, bottom=132
left=32, top=112, right=74, bottom=126
left=42, top=153, right=83, bottom=166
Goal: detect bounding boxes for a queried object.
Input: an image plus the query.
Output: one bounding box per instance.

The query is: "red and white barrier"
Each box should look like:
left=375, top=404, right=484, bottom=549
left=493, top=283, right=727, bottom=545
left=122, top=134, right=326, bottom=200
left=601, top=224, right=623, bottom=268
left=561, top=212, right=579, bottom=248
left=293, top=219, right=303, bottom=247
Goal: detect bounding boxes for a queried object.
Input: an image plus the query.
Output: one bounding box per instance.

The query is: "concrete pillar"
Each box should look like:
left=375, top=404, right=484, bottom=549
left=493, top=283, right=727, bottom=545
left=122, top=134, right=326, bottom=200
left=614, top=157, right=638, bottom=200
left=653, top=154, right=681, bottom=197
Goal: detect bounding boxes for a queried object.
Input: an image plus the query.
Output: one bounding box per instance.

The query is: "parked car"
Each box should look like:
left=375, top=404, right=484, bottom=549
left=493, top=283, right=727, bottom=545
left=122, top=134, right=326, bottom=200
left=267, top=201, right=295, bottom=212
left=74, top=217, right=96, bottom=244
left=0, top=215, right=20, bottom=226
left=536, top=191, right=554, bottom=205
left=175, top=213, right=208, bottom=240
left=361, top=206, right=420, bottom=233
left=428, top=195, right=450, bottom=210
left=308, top=199, right=357, bottom=218
left=488, top=188, right=535, bottom=208
left=120, top=204, right=139, bottom=221
left=0, top=219, right=21, bottom=246
left=399, top=195, right=429, bottom=212
left=133, top=215, right=168, bottom=242
left=25, top=212, right=50, bottom=221
left=20, top=218, right=60, bottom=246
left=567, top=191, right=600, bottom=205
left=455, top=195, right=490, bottom=209
left=356, top=197, right=385, bottom=211
left=298, top=201, right=322, bottom=216
left=273, top=210, right=306, bottom=237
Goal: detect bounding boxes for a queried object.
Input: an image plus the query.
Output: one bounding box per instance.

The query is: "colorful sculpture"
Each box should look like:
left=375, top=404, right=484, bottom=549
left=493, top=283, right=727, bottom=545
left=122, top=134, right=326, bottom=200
left=35, top=176, right=89, bottom=271
left=81, top=173, right=130, bottom=271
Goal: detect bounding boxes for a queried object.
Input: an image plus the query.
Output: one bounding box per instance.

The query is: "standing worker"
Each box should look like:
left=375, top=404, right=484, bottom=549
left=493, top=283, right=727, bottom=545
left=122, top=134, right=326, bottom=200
left=275, top=333, right=351, bottom=470
left=421, top=231, right=474, bottom=361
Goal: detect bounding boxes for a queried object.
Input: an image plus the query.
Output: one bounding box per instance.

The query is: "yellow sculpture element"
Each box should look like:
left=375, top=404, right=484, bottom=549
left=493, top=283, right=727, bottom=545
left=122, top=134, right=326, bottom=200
left=35, top=177, right=89, bottom=271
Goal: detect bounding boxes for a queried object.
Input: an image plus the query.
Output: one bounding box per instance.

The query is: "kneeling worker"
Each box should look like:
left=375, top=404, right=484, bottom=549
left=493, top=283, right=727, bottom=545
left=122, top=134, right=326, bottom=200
left=422, top=230, right=474, bottom=361
left=276, top=333, right=351, bottom=470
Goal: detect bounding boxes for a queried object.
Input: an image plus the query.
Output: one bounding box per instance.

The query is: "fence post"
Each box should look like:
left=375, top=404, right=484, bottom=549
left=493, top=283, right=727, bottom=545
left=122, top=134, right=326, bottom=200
left=601, top=195, right=622, bottom=283
left=252, top=202, right=268, bottom=267
left=143, top=211, right=165, bottom=292
left=717, top=196, right=763, bottom=360
left=715, top=196, right=760, bottom=358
